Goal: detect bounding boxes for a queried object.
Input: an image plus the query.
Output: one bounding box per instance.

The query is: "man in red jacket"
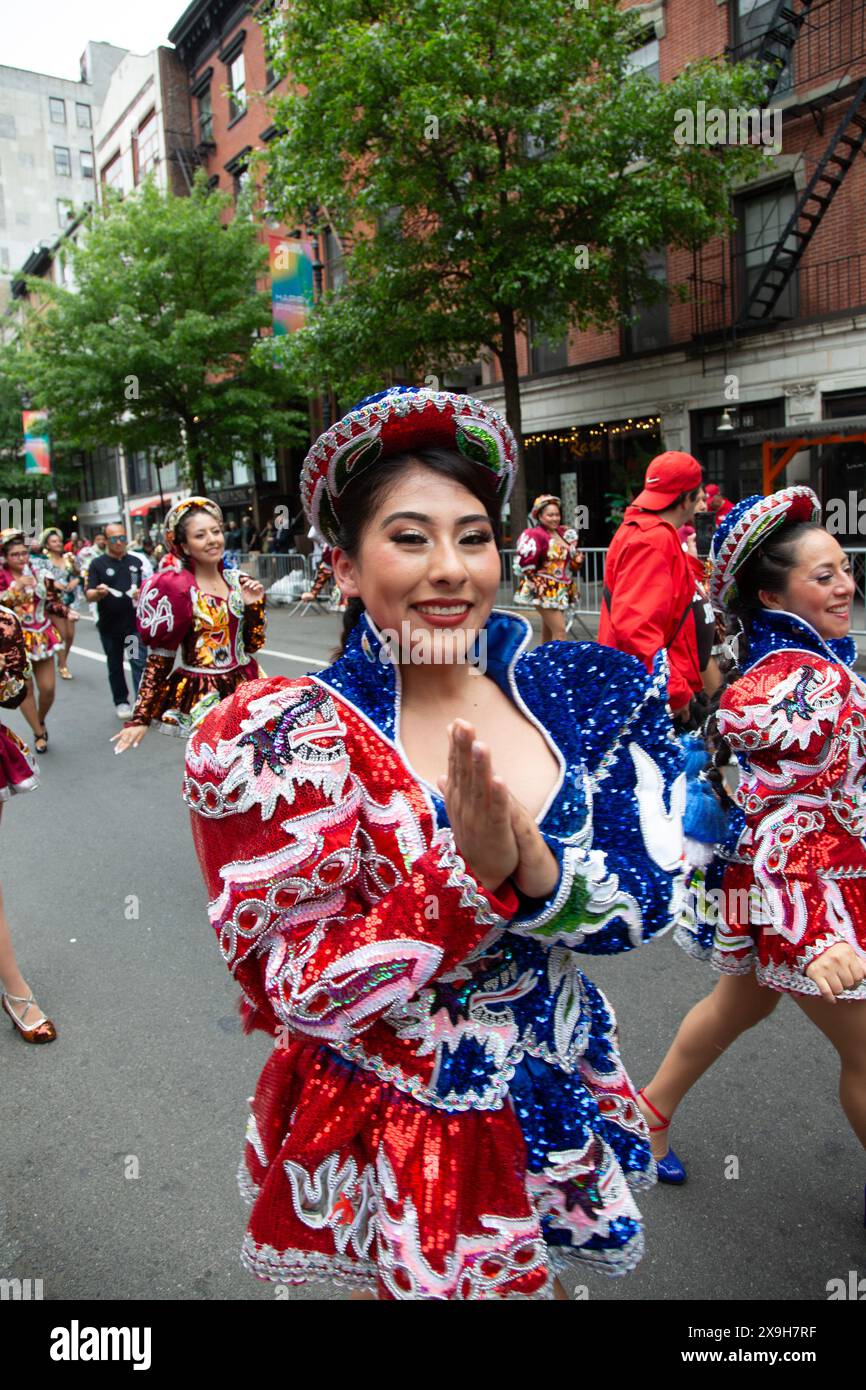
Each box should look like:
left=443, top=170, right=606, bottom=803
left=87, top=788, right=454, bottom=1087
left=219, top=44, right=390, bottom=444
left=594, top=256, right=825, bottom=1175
left=598, top=452, right=705, bottom=721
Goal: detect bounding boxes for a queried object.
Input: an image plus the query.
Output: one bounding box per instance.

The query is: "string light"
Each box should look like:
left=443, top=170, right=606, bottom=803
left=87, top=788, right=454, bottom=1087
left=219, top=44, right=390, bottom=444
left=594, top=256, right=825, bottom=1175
left=524, top=415, right=662, bottom=448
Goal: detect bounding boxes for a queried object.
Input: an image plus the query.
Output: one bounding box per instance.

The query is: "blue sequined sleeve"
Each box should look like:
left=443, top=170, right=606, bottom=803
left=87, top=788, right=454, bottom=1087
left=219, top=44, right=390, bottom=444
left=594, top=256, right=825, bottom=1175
left=507, top=642, right=685, bottom=954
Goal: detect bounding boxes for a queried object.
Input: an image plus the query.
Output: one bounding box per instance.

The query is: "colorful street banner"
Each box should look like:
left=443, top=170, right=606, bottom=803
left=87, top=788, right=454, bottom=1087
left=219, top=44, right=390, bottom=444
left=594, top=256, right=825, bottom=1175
left=268, top=234, right=314, bottom=336
left=22, top=409, right=51, bottom=476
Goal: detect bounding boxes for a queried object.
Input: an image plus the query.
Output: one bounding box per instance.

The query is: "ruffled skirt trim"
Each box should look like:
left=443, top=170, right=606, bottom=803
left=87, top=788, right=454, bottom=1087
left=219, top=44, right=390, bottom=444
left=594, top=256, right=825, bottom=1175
left=234, top=1034, right=652, bottom=1300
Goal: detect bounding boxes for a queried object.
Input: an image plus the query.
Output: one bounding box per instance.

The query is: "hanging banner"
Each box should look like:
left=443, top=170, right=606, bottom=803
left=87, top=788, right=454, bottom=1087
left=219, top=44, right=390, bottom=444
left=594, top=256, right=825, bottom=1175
left=269, top=235, right=314, bottom=336
left=22, top=409, right=52, bottom=476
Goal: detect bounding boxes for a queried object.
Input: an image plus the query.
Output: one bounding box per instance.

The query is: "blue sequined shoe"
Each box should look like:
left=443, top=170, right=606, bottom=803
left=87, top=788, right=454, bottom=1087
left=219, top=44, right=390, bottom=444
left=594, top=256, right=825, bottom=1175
left=637, top=1089, right=687, bottom=1185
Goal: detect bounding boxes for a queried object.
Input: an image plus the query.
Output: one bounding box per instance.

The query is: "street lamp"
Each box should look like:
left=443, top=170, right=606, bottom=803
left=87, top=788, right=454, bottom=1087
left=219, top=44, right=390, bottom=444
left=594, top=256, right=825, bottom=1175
left=307, top=202, right=331, bottom=430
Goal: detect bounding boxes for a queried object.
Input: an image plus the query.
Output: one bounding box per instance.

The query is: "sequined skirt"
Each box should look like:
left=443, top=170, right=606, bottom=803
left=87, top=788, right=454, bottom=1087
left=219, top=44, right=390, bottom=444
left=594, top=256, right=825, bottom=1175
left=151, top=660, right=262, bottom=738
left=236, top=1027, right=653, bottom=1300
left=0, top=723, right=38, bottom=799
left=675, top=857, right=866, bottom=1000
left=513, top=573, right=575, bottom=612
left=22, top=622, right=62, bottom=664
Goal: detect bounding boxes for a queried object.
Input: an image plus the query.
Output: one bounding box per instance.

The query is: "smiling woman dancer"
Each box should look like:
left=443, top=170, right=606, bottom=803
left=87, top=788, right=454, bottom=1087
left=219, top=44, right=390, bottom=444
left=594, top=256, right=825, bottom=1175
left=185, top=387, right=686, bottom=1301
left=637, top=488, right=866, bottom=1212
left=514, top=494, right=583, bottom=644
left=112, top=498, right=266, bottom=751
left=0, top=529, right=75, bottom=754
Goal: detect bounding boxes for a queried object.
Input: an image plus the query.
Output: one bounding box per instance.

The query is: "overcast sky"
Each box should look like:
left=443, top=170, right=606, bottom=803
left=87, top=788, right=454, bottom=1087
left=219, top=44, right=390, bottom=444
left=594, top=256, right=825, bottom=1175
left=4, top=0, right=190, bottom=80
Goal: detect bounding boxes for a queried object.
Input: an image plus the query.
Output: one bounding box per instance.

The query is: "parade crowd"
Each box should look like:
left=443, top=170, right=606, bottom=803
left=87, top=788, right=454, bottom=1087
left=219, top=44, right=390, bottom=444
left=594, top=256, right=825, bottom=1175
left=1, top=386, right=864, bottom=1301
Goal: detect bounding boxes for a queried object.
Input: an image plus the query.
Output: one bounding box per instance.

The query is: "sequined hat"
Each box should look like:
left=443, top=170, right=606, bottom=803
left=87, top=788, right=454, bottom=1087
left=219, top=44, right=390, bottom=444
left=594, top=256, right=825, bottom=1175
left=300, top=386, right=518, bottom=544
left=709, top=485, right=821, bottom=611
left=529, top=494, right=561, bottom=527
left=0, top=528, right=26, bottom=555
left=164, top=497, right=223, bottom=557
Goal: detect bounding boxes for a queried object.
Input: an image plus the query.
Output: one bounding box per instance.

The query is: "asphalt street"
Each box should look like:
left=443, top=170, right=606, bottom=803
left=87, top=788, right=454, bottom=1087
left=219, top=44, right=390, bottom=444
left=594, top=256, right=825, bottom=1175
left=1, top=604, right=862, bottom=1303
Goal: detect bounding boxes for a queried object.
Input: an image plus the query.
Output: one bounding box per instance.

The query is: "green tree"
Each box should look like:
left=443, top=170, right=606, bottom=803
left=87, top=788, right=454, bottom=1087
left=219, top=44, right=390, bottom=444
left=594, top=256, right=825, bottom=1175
left=261, top=0, right=771, bottom=525
left=15, top=175, right=308, bottom=496
left=0, top=347, right=81, bottom=533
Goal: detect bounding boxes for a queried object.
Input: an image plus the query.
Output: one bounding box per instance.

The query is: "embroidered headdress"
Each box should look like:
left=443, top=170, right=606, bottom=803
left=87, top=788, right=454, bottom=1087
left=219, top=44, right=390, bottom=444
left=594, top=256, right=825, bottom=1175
left=709, top=485, right=821, bottom=612
left=300, top=385, right=517, bottom=544
left=164, top=497, right=224, bottom=558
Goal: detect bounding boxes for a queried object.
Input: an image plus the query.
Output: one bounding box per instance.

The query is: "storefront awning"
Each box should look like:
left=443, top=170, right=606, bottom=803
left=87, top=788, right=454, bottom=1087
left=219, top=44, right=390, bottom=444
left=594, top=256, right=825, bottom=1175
left=128, top=496, right=165, bottom=516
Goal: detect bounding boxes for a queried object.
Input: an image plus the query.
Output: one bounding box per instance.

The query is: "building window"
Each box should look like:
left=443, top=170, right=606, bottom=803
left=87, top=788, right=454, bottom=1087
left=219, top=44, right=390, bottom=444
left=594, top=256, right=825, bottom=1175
left=627, top=37, right=660, bottom=82
left=228, top=52, right=246, bottom=122
left=736, top=182, right=799, bottom=319
left=54, top=146, right=72, bottom=177
left=442, top=361, right=484, bottom=393
left=76, top=102, right=92, bottom=129
left=623, top=249, right=669, bottom=354
left=734, top=0, right=793, bottom=94
left=80, top=149, right=94, bottom=178
left=198, top=87, right=214, bottom=144
left=102, top=153, right=123, bottom=192
left=135, top=110, right=159, bottom=183
left=57, top=198, right=74, bottom=229
left=49, top=97, right=66, bottom=124
left=529, top=321, right=569, bottom=374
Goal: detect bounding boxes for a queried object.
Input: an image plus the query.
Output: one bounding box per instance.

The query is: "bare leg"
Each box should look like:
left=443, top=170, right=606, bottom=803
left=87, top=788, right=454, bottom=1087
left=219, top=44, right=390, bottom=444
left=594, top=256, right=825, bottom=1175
left=17, top=680, right=43, bottom=741
left=791, top=994, right=866, bottom=1151
left=55, top=617, right=73, bottom=667
left=33, top=658, right=55, bottom=727
left=638, top=970, right=782, bottom=1158
left=540, top=609, right=567, bottom=643
left=0, top=876, right=48, bottom=1030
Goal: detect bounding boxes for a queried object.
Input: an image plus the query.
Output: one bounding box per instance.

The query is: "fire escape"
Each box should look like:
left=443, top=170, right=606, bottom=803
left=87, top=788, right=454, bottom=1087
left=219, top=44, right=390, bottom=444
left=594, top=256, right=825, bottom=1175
left=690, top=0, right=866, bottom=344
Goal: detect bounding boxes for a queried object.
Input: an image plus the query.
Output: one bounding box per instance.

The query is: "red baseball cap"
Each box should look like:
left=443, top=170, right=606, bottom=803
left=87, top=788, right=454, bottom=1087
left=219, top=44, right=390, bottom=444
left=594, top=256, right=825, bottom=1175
left=633, top=451, right=703, bottom=510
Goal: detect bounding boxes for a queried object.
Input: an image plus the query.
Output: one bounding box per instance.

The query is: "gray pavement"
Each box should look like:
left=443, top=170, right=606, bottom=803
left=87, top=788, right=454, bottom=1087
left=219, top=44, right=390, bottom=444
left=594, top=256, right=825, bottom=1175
left=1, top=605, right=862, bottom=1302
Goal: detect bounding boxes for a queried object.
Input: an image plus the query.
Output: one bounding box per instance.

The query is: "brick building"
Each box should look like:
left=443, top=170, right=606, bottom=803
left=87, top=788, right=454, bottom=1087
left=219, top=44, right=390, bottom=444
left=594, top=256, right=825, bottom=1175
left=472, top=0, right=866, bottom=542
left=168, top=0, right=333, bottom=540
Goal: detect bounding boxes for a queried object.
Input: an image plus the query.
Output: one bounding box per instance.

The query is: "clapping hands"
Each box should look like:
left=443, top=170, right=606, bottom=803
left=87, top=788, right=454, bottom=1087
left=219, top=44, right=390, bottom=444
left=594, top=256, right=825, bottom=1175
left=437, top=719, right=559, bottom=900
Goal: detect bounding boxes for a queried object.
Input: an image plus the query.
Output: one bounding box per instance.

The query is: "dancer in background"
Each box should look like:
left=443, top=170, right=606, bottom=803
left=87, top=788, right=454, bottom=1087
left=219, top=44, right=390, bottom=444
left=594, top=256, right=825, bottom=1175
left=34, top=527, right=80, bottom=679
left=0, top=529, right=74, bottom=754
left=112, top=498, right=265, bottom=751
left=513, top=494, right=583, bottom=643
left=185, top=386, right=685, bottom=1300
left=0, top=608, right=56, bottom=1043
left=638, top=488, right=866, bottom=1209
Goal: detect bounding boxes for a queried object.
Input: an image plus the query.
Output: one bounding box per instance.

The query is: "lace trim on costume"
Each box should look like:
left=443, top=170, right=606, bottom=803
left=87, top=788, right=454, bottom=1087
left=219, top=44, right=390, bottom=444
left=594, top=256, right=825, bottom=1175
left=673, top=923, right=713, bottom=962
left=431, top=828, right=512, bottom=930
left=794, top=932, right=845, bottom=974
left=757, top=956, right=866, bottom=1000
left=710, top=947, right=756, bottom=976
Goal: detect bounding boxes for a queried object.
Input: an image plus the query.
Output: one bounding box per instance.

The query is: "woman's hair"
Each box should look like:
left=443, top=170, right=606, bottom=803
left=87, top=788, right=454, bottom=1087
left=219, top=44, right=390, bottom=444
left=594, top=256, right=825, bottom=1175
left=174, top=507, right=223, bottom=566
left=0, top=532, right=26, bottom=561
left=332, top=447, right=503, bottom=659
left=704, top=518, right=825, bottom=792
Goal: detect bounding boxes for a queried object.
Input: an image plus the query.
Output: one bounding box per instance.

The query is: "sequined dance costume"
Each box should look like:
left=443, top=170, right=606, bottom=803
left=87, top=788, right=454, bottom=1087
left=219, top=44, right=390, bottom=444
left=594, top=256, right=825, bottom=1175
left=185, top=609, right=685, bottom=1299
left=0, top=609, right=38, bottom=800
left=675, top=609, right=866, bottom=1000
left=0, top=566, right=67, bottom=662
left=514, top=527, right=582, bottom=611
left=127, top=566, right=266, bottom=737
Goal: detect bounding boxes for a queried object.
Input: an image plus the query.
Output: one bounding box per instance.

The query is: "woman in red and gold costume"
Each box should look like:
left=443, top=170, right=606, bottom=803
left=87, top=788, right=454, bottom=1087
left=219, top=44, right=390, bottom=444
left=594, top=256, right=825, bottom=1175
left=112, top=498, right=266, bottom=752
left=513, top=495, right=583, bottom=643
left=639, top=488, right=866, bottom=1212
left=0, top=608, right=56, bottom=1042
left=184, top=387, right=686, bottom=1300
left=0, top=529, right=76, bottom=754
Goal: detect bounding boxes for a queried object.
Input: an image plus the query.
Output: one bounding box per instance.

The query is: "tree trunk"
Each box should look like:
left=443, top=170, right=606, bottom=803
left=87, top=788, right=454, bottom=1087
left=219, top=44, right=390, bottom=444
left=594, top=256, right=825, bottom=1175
left=497, top=304, right=525, bottom=544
